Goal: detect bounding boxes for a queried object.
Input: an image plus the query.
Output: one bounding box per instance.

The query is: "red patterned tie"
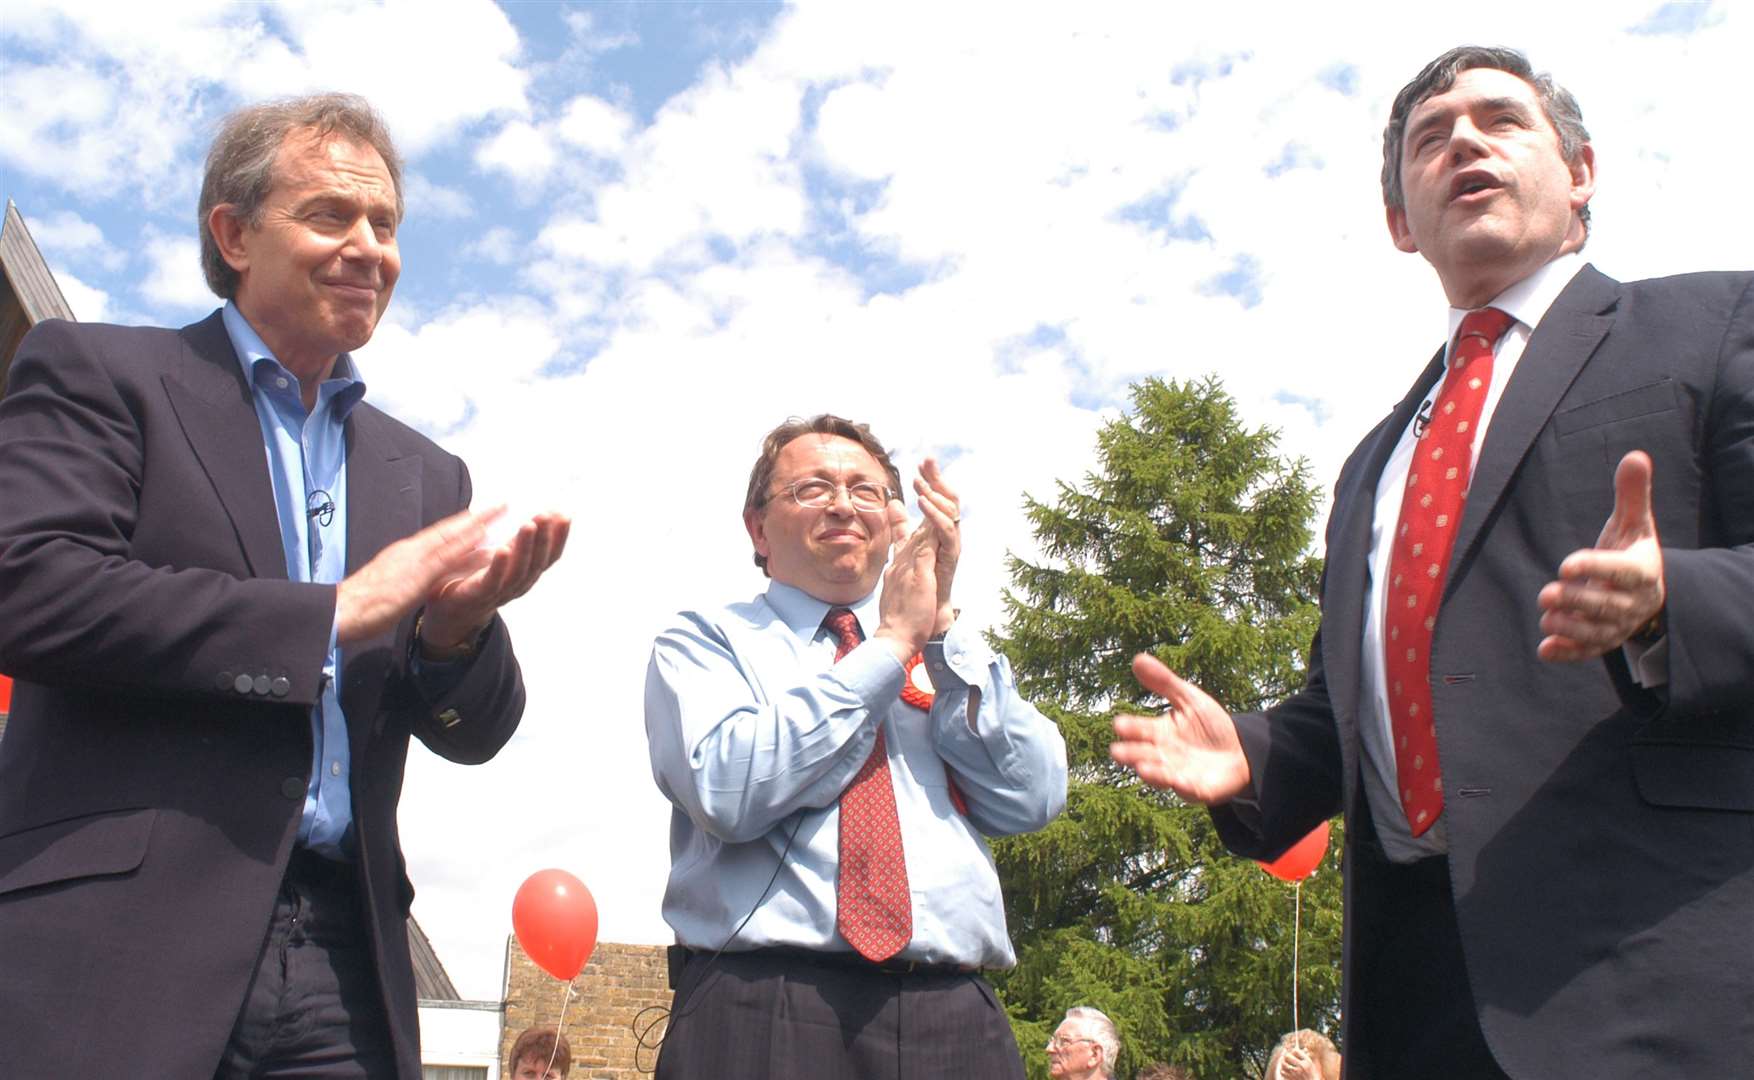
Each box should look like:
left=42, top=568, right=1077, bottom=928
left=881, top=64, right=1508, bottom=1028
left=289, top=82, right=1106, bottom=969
left=825, top=607, right=913, bottom=961
left=1383, top=307, right=1515, bottom=836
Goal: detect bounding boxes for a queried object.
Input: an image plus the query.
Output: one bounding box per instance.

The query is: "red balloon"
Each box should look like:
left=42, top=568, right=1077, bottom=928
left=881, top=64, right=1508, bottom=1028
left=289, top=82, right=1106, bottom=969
left=512, top=869, right=599, bottom=981
left=1258, top=820, right=1331, bottom=882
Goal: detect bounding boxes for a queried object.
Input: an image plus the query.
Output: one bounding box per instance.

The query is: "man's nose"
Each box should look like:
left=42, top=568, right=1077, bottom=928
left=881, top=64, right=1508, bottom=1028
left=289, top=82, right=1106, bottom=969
left=1447, top=117, right=1491, bottom=162
left=340, top=216, right=386, bottom=264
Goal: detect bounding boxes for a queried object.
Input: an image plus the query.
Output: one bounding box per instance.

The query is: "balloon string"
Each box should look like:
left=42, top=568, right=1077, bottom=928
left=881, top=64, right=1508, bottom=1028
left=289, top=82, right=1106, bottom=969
left=546, top=980, right=576, bottom=1077
left=1292, top=879, right=1303, bottom=1033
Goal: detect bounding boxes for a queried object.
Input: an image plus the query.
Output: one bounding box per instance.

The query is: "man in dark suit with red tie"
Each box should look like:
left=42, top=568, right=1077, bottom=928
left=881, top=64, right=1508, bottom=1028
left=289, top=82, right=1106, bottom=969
left=0, top=94, right=568, bottom=1077
left=1110, top=46, right=1753, bottom=1079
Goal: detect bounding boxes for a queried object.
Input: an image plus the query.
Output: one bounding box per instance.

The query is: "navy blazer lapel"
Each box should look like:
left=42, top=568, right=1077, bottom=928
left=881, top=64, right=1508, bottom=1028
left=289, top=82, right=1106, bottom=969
left=162, top=311, right=287, bottom=579
left=343, top=407, right=422, bottom=575
left=1322, top=348, right=1444, bottom=752
left=1448, top=265, right=1618, bottom=592
left=341, top=406, right=422, bottom=742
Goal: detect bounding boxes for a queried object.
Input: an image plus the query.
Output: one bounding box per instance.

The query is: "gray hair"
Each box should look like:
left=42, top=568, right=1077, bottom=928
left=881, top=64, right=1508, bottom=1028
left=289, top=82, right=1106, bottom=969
left=198, top=93, right=405, bottom=299
left=1380, top=45, right=1591, bottom=233
left=1063, top=1006, right=1121, bottom=1077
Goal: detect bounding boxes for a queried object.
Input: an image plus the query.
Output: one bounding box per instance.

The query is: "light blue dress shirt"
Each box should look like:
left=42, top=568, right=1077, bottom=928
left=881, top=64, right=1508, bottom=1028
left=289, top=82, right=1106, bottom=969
left=222, top=302, right=365, bottom=858
left=645, top=580, right=1068, bottom=968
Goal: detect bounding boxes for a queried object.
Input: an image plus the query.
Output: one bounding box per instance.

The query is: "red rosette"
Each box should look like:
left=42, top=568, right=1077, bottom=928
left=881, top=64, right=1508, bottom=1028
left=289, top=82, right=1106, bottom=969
left=900, top=651, right=935, bottom=711
left=900, top=652, right=968, bottom=814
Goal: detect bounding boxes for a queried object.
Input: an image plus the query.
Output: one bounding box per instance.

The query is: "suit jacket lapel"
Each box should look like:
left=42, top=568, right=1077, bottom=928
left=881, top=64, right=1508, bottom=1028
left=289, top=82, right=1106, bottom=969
left=343, top=408, right=421, bottom=575
left=162, top=311, right=287, bottom=579
left=1448, top=265, right=1619, bottom=593
left=1324, top=348, right=1444, bottom=792
left=342, top=407, right=422, bottom=743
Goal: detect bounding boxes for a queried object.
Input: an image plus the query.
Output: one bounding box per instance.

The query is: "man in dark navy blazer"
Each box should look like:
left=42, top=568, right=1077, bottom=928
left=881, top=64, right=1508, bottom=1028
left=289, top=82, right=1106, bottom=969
left=0, top=95, right=568, bottom=1077
left=1111, top=47, right=1753, bottom=1079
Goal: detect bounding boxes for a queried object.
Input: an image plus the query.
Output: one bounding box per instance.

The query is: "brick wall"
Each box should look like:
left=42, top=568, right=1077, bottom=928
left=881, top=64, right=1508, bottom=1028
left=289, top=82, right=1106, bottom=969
left=501, top=939, right=673, bottom=1079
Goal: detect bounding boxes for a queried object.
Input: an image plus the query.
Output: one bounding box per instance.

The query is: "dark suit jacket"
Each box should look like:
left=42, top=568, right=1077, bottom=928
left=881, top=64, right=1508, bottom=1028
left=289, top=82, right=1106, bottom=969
left=1211, top=266, right=1754, bottom=1079
left=0, top=312, right=525, bottom=1078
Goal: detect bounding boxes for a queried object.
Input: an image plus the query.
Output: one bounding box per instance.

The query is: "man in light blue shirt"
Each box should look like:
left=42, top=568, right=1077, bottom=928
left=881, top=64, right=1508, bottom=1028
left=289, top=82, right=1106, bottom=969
left=646, top=413, right=1067, bottom=1080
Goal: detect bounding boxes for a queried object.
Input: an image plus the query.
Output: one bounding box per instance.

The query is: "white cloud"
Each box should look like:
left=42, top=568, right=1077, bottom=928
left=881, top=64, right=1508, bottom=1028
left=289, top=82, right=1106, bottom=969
left=561, top=7, right=639, bottom=53
left=404, top=173, right=474, bottom=220
left=813, top=80, right=898, bottom=181
left=475, top=119, right=557, bottom=183
left=358, top=298, right=565, bottom=436
left=51, top=269, right=111, bottom=323
left=0, top=56, right=195, bottom=203
left=556, top=94, right=634, bottom=158
left=0, top=0, right=530, bottom=202
left=464, top=225, right=522, bottom=265
left=21, top=209, right=127, bottom=273
left=252, top=0, right=529, bottom=154
left=531, top=63, right=807, bottom=276
left=138, top=233, right=214, bottom=313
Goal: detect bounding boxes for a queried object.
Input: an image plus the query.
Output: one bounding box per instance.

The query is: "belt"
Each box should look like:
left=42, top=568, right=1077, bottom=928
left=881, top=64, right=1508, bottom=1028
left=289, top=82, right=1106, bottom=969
left=707, top=945, right=977, bottom=977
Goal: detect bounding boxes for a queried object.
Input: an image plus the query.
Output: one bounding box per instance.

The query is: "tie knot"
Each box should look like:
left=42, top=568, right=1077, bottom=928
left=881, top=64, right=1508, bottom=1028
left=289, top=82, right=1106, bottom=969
left=824, top=608, right=862, bottom=659
left=1456, top=307, right=1515, bottom=352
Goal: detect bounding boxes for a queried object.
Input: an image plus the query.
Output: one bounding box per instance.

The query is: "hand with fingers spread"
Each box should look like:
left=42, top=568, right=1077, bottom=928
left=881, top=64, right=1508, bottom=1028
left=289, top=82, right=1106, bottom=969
left=912, top=457, right=962, bottom=634
left=1538, top=450, right=1666, bottom=662
left=335, top=507, right=572, bottom=650
left=874, top=500, right=940, bottom=664
left=419, top=511, right=571, bottom=653
left=1109, top=653, right=1251, bottom=804
left=335, top=506, right=498, bottom=645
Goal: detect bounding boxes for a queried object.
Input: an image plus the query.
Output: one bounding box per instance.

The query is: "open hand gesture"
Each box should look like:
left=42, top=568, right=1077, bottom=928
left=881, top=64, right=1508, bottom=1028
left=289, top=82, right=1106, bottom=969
left=1110, top=653, right=1251, bottom=804
left=1538, top=450, right=1665, bottom=662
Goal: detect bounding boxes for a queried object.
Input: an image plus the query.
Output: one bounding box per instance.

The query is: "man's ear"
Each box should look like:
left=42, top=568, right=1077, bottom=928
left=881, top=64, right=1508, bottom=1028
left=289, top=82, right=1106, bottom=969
left=1386, top=204, right=1419, bottom=254
left=207, top=204, right=252, bottom=275
left=1568, top=142, right=1597, bottom=213
left=743, top=507, right=770, bottom=562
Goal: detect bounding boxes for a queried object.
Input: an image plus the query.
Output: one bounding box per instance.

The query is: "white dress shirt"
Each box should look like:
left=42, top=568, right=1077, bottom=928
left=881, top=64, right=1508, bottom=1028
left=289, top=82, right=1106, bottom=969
left=1358, top=253, right=1585, bottom=861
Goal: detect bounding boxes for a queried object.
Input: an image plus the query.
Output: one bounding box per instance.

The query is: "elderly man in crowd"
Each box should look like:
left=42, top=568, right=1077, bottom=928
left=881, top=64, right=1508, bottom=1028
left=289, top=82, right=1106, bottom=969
left=1112, top=44, right=1754, bottom=1079
left=1046, top=1006, right=1122, bottom=1080
left=0, top=94, right=566, bottom=1078
left=646, top=414, right=1067, bottom=1079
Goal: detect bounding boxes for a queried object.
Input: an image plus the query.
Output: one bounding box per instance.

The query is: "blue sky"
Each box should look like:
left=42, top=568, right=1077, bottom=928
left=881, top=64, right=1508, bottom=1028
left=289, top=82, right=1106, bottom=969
left=3, top=0, right=1748, bottom=999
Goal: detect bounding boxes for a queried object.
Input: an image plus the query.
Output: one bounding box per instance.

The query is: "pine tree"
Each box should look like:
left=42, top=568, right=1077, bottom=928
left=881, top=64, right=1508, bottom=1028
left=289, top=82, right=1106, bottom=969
left=988, top=376, right=1343, bottom=1080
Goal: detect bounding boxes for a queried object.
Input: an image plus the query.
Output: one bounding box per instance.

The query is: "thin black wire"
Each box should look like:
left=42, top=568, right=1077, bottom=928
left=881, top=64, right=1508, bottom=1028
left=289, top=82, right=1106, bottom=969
left=631, top=812, right=805, bottom=1074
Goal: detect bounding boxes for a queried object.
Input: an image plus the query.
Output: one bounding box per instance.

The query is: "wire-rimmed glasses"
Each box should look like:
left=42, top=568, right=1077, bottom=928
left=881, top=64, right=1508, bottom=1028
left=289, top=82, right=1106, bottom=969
left=776, top=477, right=895, bottom=512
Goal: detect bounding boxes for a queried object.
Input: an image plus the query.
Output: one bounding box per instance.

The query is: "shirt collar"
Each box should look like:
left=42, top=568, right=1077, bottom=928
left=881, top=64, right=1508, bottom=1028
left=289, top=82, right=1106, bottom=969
left=1442, top=251, right=1584, bottom=357
left=222, top=301, right=368, bottom=417
left=763, top=580, right=880, bottom=643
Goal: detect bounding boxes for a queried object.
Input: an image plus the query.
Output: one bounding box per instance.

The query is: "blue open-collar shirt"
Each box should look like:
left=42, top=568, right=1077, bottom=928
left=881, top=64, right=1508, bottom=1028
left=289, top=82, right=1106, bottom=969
left=222, top=301, right=365, bottom=859
left=645, top=579, right=1068, bottom=968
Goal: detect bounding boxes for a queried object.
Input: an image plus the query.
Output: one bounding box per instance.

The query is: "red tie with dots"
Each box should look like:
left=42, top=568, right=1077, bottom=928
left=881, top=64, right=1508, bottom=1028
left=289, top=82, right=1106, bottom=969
left=825, top=608, right=913, bottom=961
left=1384, top=307, right=1514, bottom=836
